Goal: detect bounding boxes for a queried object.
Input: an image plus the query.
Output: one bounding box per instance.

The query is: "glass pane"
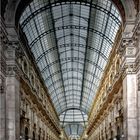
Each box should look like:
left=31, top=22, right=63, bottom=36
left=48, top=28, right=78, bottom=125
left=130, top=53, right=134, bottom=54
left=20, top=0, right=121, bottom=137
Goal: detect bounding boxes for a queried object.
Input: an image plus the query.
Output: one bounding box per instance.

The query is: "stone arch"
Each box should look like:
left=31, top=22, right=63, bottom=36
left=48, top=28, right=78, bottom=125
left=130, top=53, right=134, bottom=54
left=121, top=0, right=138, bottom=20
left=4, top=0, right=20, bottom=25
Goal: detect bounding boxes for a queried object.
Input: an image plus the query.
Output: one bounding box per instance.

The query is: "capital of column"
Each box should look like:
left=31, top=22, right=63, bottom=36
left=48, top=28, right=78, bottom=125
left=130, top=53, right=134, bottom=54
left=5, top=42, right=23, bottom=79
left=6, top=41, right=24, bottom=59
left=118, top=36, right=136, bottom=55
left=119, top=37, right=138, bottom=78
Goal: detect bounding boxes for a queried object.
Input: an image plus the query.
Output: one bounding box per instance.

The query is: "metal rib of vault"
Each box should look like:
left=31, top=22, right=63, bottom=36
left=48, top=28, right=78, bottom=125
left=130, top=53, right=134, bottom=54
left=19, top=0, right=121, bottom=138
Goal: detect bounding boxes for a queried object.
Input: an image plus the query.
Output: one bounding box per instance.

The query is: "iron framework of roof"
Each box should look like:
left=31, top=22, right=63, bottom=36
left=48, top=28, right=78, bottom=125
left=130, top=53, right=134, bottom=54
left=20, top=0, right=121, bottom=137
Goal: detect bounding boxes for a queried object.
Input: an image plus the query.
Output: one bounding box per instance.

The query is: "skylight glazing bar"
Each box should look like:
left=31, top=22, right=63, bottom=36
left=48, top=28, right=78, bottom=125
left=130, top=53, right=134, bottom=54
left=69, top=2, right=74, bottom=109
left=77, top=2, right=82, bottom=111
left=20, top=0, right=121, bottom=137
left=48, top=0, right=68, bottom=109
left=29, top=4, right=64, bottom=111
left=85, top=2, right=113, bottom=109
left=79, top=0, right=93, bottom=107
left=29, top=26, right=113, bottom=48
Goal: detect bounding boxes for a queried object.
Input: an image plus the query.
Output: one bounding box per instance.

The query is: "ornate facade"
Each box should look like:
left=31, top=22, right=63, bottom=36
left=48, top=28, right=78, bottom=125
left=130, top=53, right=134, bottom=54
left=83, top=10, right=140, bottom=140
left=0, top=0, right=140, bottom=140
left=0, top=17, right=68, bottom=140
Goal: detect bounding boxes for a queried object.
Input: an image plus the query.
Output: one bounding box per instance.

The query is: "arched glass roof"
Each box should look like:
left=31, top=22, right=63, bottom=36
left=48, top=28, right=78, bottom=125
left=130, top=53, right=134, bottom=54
left=20, top=0, right=121, bottom=137
left=60, top=109, right=88, bottom=126
left=64, top=123, right=84, bottom=139
left=60, top=109, right=87, bottom=137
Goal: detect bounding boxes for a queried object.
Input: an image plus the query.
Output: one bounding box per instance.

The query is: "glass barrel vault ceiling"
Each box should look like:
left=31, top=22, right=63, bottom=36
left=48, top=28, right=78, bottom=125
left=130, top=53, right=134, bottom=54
left=20, top=0, right=121, bottom=137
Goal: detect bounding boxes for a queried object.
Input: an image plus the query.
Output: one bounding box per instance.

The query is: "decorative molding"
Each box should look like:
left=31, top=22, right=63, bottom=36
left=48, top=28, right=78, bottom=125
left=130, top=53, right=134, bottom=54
left=121, top=63, right=137, bottom=79
left=6, top=64, right=21, bottom=79
left=0, top=56, right=7, bottom=75
left=0, top=75, right=5, bottom=94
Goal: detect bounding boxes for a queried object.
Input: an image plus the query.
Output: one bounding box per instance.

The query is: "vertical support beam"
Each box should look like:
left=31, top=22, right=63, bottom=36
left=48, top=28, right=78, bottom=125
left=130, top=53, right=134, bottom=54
left=5, top=43, right=20, bottom=140
left=123, top=73, right=138, bottom=140
left=137, top=28, right=140, bottom=139
left=116, top=14, right=140, bottom=139
left=120, top=22, right=138, bottom=139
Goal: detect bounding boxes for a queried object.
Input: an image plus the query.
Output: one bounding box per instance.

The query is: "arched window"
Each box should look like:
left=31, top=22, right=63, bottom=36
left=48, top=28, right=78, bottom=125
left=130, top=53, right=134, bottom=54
left=31, top=74, right=34, bottom=87
left=38, top=134, right=40, bottom=140
left=106, top=84, right=108, bottom=92
left=36, top=84, right=40, bottom=94
left=116, top=60, right=120, bottom=73
left=25, top=127, right=28, bottom=140
left=33, top=131, right=35, bottom=140
left=23, top=60, right=28, bottom=74
left=117, top=126, right=121, bottom=140
left=110, top=73, right=113, bottom=85
left=106, top=133, right=108, bottom=140
left=42, top=131, right=45, bottom=140
left=110, top=130, right=113, bottom=140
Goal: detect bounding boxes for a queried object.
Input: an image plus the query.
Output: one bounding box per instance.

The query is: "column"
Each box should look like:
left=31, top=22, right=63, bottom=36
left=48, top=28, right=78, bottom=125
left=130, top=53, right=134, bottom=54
left=120, top=27, right=138, bottom=140
left=138, top=71, right=140, bottom=138
left=137, top=24, right=140, bottom=139
left=5, top=43, right=21, bottom=140
left=123, top=74, right=137, bottom=140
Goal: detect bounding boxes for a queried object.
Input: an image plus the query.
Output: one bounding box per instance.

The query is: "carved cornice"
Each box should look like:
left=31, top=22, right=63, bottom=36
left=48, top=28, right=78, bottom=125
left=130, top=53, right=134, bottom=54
left=118, top=15, right=140, bottom=57
left=118, top=37, right=135, bottom=56
left=119, top=30, right=139, bottom=78
left=121, top=63, right=137, bottom=79
left=4, top=41, right=24, bottom=80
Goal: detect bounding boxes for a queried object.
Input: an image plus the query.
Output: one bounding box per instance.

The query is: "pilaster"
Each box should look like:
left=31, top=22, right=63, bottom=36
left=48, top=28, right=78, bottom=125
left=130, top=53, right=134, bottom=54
left=120, top=21, right=139, bottom=140
left=5, top=42, right=21, bottom=140
left=137, top=19, right=140, bottom=139
left=138, top=71, right=140, bottom=139
left=123, top=73, right=137, bottom=140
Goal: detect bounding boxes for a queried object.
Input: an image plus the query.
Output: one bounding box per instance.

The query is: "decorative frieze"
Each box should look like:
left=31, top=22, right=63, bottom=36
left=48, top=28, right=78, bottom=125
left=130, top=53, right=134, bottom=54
left=119, top=38, right=138, bottom=79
